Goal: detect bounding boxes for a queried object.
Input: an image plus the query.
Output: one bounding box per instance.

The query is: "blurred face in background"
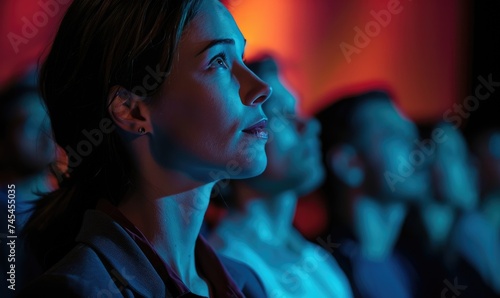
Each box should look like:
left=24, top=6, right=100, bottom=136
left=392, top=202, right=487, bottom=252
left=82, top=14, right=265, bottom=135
left=0, top=82, right=55, bottom=182
left=351, top=99, right=428, bottom=201
left=419, top=123, right=479, bottom=249
left=431, top=124, right=478, bottom=210
left=246, top=66, right=325, bottom=196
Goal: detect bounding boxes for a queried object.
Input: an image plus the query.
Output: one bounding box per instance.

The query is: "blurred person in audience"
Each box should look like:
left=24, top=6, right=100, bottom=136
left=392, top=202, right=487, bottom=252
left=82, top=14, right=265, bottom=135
left=447, top=127, right=500, bottom=296
left=317, top=90, right=429, bottom=298
left=209, top=55, right=353, bottom=298
left=424, top=123, right=478, bottom=250
left=19, top=0, right=272, bottom=296
left=0, top=68, right=56, bottom=296
left=0, top=69, right=55, bottom=194
left=398, top=121, right=482, bottom=297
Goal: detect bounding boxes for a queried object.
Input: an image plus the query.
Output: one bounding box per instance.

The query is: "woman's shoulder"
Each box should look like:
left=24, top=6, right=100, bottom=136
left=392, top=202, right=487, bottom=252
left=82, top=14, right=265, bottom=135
left=19, top=208, right=170, bottom=297
left=18, top=243, right=136, bottom=297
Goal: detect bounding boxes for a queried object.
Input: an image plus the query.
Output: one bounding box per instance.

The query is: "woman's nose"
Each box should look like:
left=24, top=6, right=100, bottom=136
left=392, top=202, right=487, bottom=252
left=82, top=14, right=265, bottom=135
left=239, top=65, right=272, bottom=106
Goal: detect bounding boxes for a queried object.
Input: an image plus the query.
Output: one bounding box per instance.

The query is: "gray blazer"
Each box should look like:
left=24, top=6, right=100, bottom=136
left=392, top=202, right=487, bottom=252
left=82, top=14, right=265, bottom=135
left=19, top=210, right=266, bottom=297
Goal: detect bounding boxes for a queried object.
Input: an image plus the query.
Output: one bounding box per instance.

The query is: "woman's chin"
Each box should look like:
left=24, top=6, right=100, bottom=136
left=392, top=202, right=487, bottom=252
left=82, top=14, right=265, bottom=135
left=232, top=155, right=268, bottom=180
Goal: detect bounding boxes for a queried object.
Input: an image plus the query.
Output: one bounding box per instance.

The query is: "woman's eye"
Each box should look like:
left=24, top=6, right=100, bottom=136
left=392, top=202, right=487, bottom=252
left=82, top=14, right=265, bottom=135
left=209, top=54, right=229, bottom=69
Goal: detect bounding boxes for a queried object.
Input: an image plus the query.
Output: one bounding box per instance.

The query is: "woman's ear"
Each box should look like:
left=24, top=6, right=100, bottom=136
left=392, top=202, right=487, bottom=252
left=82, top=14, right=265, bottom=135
left=107, top=86, right=151, bottom=135
left=328, top=144, right=365, bottom=187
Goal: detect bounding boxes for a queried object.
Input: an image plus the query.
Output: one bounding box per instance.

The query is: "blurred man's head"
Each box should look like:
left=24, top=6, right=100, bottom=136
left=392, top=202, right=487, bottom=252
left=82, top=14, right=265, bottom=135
left=318, top=90, right=428, bottom=202
left=243, top=56, right=325, bottom=196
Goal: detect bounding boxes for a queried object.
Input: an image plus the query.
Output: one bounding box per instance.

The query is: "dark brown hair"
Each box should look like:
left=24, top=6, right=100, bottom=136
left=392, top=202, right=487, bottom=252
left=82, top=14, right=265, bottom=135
left=24, top=0, right=202, bottom=269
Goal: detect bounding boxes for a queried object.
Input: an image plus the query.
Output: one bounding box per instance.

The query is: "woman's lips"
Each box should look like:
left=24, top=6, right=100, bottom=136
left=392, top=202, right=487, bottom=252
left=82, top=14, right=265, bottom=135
left=243, top=119, right=268, bottom=139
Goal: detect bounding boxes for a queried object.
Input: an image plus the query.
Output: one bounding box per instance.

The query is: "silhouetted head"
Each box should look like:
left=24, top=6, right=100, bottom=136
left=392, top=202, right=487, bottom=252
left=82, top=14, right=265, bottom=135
left=317, top=90, right=428, bottom=202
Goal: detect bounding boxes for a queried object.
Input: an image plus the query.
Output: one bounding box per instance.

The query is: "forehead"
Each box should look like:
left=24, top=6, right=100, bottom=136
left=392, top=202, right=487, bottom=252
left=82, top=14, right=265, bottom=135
left=181, top=0, right=245, bottom=52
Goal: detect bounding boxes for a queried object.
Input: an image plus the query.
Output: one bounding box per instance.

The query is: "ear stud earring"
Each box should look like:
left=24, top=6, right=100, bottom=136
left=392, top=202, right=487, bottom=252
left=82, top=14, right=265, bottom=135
left=138, top=127, right=146, bottom=134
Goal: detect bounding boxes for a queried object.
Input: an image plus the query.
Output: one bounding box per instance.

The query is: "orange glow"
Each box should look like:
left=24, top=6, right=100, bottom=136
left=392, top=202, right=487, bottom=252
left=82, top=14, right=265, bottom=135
left=1, top=0, right=467, bottom=122
left=228, top=0, right=468, bottom=121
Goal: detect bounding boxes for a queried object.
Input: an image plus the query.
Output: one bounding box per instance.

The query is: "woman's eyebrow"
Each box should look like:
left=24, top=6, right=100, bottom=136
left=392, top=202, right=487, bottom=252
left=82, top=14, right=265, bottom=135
left=195, top=38, right=247, bottom=56
left=196, top=38, right=234, bottom=56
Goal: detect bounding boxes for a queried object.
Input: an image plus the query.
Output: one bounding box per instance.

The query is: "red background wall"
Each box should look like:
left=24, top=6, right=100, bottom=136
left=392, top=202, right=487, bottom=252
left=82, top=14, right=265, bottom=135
left=226, top=0, right=469, bottom=120
left=2, top=1, right=469, bottom=119
left=0, top=0, right=72, bottom=91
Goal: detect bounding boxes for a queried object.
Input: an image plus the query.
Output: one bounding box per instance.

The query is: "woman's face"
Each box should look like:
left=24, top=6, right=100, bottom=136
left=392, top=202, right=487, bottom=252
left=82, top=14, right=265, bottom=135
left=148, top=0, right=271, bottom=181
left=352, top=100, right=428, bottom=201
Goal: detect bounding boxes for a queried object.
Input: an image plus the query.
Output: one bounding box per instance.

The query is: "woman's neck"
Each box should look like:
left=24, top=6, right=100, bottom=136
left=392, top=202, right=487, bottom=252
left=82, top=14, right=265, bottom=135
left=353, top=195, right=407, bottom=261
left=118, top=179, right=214, bottom=295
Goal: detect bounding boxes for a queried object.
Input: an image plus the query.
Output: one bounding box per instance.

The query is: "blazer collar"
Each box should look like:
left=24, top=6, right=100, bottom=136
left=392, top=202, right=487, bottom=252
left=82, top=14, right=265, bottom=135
left=75, top=209, right=168, bottom=297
